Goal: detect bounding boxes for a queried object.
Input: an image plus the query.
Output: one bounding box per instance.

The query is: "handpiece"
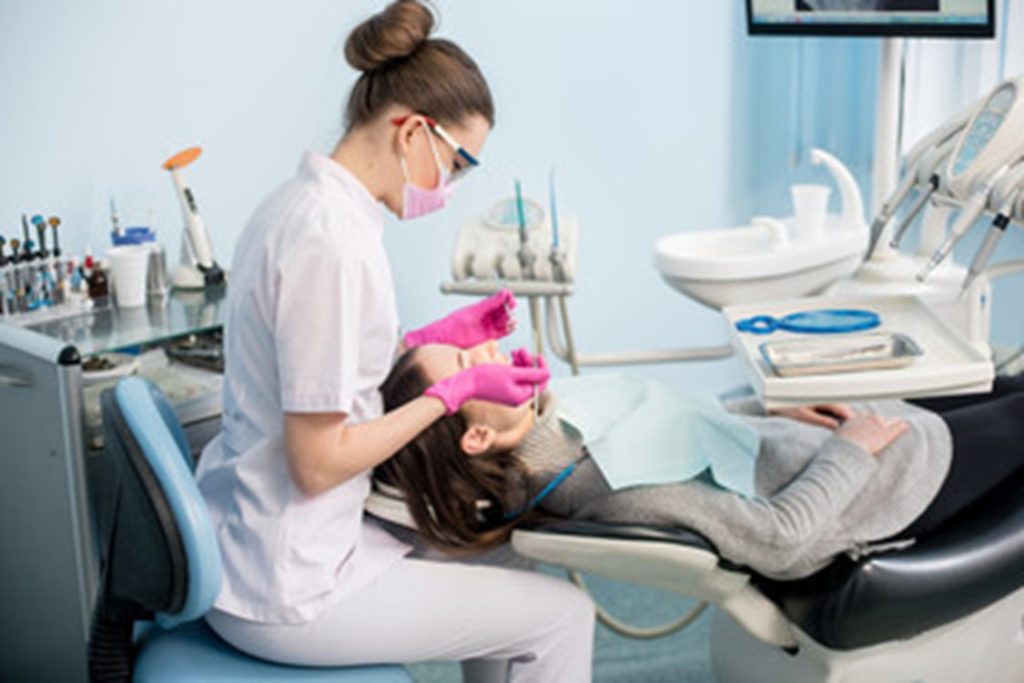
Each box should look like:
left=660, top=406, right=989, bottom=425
left=886, top=140, right=957, bottom=250
left=868, top=121, right=968, bottom=257
left=960, top=202, right=1012, bottom=296
left=917, top=165, right=1010, bottom=282
left=959, top=164, right=1024, bottom=294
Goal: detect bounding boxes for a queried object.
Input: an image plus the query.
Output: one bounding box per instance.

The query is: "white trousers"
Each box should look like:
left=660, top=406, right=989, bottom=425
left=206, top=557, right=595, bottom=683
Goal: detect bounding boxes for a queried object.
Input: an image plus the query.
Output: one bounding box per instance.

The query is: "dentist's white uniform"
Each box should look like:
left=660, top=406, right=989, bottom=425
left=196, top=151, right=593, bottom=681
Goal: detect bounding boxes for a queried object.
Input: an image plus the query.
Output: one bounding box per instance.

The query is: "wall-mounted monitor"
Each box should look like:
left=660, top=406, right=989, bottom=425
left=747, top=0, right=995, bottom=38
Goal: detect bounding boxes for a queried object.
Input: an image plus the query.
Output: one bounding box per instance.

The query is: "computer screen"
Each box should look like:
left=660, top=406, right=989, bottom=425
left=747, top=0, right=995, bottom=38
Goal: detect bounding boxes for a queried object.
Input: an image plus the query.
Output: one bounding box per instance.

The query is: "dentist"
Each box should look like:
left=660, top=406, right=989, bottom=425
left=195, top=1, right=594, bottom=680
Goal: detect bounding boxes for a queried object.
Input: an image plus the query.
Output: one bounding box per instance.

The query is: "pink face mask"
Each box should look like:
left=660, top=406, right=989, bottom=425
left=399, top=129, right=454, bottom=220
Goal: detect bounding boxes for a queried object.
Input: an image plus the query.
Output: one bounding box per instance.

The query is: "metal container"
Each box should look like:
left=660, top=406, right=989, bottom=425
left=147, top=242, right=169, bottom=297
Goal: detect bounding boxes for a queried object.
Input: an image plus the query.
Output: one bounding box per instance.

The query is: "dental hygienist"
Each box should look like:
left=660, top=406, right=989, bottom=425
left=194, top=1, right=594, bottom=680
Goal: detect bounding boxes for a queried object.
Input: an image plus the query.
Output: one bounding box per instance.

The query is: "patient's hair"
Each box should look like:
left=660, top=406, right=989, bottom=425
left=376, top=350, right=529, bottom=554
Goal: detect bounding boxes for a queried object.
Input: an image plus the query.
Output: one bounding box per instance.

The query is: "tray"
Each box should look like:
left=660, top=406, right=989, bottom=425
left=760, top=332, right=922, bottom=377
left=723, top=294, right=994, bottom=408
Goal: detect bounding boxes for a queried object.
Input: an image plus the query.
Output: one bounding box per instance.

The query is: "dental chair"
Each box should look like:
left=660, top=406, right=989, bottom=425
left=367, top=456, right=1024, bottom=682
left=90, top=377, right=411, bottom=682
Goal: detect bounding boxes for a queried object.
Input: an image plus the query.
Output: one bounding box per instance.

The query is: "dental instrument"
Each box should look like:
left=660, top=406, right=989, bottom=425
left=867, top=119, right=971, bottom=257
left=917, top=164, right=1010, bottom=282
left=31, top=215, right=48, bottom=259
left=957, top=161, right=1024, bottom=294
left=48, top=217, right=61, bottom=257
left=514, top=179, right=536, bottom=280
left=885, top=139, right=957, bottom=251
left=162, top=146, right=226, bottom=290
left=20, top=215, right=32, bottom=260
left=735, top=308, right=880, bottom=336
left=960, top=205, right=1013, bottom=297
left=109, top=197, right=122, bottom=237
left=514, top=179, right=545, bottom=377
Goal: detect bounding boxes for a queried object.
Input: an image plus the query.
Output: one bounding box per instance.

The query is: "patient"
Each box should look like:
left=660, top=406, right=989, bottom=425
left=376, top=342, right=1024, bottom=579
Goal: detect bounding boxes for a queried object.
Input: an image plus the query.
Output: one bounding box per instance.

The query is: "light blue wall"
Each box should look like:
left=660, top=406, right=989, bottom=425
left=0, top=1, right=895, bottom=393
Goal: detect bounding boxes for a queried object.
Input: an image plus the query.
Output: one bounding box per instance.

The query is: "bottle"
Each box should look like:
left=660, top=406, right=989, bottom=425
left=84, top=250, right=110, bottom=307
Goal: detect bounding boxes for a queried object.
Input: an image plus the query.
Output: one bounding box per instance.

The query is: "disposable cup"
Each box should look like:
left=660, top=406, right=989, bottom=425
left=790, top=184, right=831, bottom=241
left=106, top=245, right=150, bottom=308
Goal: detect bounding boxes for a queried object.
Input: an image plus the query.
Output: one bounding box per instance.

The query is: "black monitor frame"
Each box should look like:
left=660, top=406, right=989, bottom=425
left=746, top=0, right=995, bottom=38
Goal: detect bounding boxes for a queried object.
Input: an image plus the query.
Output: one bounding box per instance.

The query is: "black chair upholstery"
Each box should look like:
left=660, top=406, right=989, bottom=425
left=755, top=467, right=1024, bottom=649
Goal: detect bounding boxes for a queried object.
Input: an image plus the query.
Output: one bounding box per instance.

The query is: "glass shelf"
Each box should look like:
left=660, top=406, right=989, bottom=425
left=20, top=287, right=227, bottom=357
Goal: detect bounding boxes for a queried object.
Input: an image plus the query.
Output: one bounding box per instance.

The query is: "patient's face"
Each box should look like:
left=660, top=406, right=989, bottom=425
left=415, top=342, right=536, bottom=442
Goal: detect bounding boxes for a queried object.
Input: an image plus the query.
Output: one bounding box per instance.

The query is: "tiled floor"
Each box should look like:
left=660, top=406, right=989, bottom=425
left=407, top=568, right=715, bottom=682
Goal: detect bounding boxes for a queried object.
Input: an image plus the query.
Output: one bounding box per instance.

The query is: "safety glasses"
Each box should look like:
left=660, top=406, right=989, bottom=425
left=391, top=114, right=481, bottom=182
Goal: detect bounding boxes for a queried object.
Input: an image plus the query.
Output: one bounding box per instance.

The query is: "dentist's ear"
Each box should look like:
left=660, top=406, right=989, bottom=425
left=460, top=424, right=497, bottom=456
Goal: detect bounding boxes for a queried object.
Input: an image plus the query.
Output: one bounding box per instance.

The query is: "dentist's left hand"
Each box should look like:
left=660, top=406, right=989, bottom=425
left=424, top=362, right=550, bottom=415
left=510, top=347, right=549, bottom=394
left=404, top=289, right=516, bottom=349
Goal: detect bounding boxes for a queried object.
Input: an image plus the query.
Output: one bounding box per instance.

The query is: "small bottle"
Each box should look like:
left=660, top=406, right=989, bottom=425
left=84, top=251, right=110, bottom=307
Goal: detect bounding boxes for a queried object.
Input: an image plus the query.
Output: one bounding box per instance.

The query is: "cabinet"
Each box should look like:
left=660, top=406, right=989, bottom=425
left=0, top=289, right=225, bottom=682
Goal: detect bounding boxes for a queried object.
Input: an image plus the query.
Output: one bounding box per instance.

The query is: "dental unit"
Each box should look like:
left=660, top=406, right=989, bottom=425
left=377, top=71, right=1024, bottom=683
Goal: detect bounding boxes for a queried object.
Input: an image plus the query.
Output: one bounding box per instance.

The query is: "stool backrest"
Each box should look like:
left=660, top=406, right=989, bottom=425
left=111, top=376, right=222, bottom=627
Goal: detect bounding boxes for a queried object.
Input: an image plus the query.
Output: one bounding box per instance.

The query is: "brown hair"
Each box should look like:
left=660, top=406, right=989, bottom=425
left=343, top=0, right=495, bottom=131
left=375, top=349, right=528, bottom=554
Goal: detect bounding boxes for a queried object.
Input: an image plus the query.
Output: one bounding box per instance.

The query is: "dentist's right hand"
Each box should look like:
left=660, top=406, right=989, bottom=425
left=424, top=362, right=550, bottom=415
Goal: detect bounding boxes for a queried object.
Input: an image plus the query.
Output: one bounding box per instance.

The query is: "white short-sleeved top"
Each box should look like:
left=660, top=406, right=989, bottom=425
left=196, top=151, right=411, bottom=624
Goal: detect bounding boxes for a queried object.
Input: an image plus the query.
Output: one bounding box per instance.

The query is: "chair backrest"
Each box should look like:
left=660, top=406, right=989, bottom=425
left=110, top=376, right=222, bottom=628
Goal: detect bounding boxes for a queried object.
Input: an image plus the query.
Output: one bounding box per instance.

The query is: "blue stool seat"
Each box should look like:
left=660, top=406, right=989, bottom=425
left=91, top=377, right=413, bottom=682
left=134, top=621, right=411, bottom=682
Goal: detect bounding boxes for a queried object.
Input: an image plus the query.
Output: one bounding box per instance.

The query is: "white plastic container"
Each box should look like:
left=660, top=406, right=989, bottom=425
left=107, top=245, right=150, bottom=308
left=790, top=184, right=831, bottom=241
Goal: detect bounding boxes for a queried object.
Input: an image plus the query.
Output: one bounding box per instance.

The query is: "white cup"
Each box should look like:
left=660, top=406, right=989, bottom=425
left=106, top=245, right=150, bottom=308
left=790, top=184, right=831, bottom=241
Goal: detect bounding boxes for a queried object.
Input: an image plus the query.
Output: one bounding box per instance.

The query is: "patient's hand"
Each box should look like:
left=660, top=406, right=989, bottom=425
left=835, top=414, right=909, bottom=456
left=770, top=404, right=854, bottom=429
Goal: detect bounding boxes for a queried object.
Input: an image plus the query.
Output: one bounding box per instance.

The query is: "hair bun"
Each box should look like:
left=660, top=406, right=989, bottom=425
left=345, top=0, right=435, bottom=72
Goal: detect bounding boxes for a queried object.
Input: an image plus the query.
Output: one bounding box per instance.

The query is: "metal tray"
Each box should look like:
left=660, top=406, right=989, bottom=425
left=759, top=332, right=922, bottom=378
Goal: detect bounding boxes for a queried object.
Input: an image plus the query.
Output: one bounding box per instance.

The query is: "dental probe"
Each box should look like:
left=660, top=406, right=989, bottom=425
left=918, top=165, right=1010, bottom=282
left=886, top=140, right=958, bottom=250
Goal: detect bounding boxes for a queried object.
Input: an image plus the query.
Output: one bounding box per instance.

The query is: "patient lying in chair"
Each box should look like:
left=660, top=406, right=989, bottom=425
left=376, top=342, right=1024, bottom=580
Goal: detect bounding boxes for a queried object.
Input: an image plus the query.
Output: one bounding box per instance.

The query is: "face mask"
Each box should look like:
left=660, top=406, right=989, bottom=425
left=399, top=128, right=454, bottom=220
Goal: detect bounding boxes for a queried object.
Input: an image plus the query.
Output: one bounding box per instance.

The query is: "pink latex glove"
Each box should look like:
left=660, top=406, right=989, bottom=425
left=404, top=289, right=516, bottom=349
left=510, top=347, right=549, bottom=394
left=424, top=362, right=550, bottom=415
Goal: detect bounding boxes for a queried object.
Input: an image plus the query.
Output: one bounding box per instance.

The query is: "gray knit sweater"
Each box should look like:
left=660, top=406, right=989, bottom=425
left=513, top=393, right=952, bottom=579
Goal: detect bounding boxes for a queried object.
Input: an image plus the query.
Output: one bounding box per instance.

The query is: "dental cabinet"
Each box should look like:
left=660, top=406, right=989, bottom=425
left=0, top=290, right=226, bottom=682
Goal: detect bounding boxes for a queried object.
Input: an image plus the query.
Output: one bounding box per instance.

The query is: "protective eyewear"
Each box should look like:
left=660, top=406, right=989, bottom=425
left=391, top=114, right=480, bottom=182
